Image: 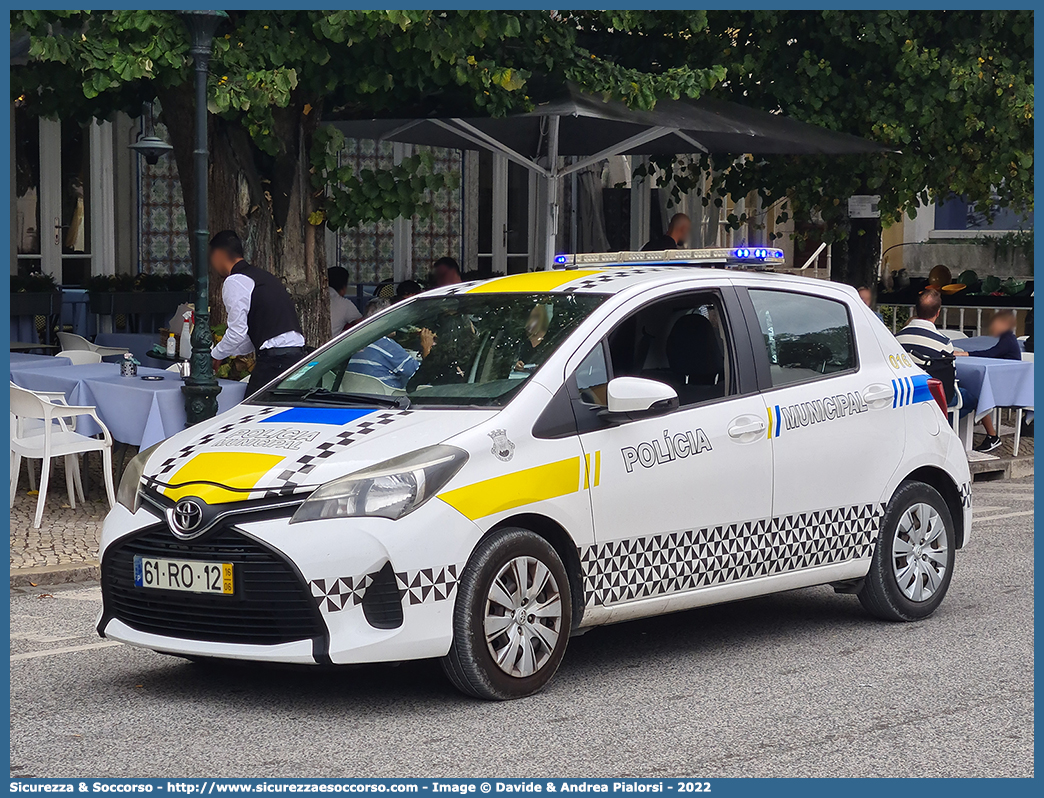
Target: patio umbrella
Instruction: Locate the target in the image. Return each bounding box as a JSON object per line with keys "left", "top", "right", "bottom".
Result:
{"left": 330, "top": 83, "right": 893, "bottom": 268}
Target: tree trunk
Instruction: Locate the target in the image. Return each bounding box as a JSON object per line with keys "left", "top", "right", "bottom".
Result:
{"left": 156, "top": 86, "right": 329, "bottom": 346}
{"left": 829, "top": 214, "right": 882, "bottom": 297}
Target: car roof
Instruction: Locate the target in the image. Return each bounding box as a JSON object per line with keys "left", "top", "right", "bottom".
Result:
{"left": 425, "top": 264, "right": 857, "bottom": 300}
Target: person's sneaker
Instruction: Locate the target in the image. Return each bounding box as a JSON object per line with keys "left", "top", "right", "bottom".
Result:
{"left": 975, "top": 434, "right": 1002, "bottom": 453}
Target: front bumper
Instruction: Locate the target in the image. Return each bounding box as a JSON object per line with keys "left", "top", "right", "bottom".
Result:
{"left": 98, "top": 500, "right": 481, "bottom": 665}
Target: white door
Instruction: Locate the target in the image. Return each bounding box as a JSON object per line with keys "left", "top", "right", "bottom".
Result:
{"left": 12, "top": 108, "right": 113, "bottom": 286}
{"left": 475, "top": 152, "right": 536, "bottom": 275}
{"left": 745, "top": 286, "right": 906, "bottom": 558}
{"left": 566, "top": 288, "right": 773, "bottom": 616}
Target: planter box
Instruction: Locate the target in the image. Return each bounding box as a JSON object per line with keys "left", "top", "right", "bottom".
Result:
{"left": 10, "top": 291, "right": 61, "bottom": 317}
{"left": 89, "top": 290, "right": 193, "bottom": 333}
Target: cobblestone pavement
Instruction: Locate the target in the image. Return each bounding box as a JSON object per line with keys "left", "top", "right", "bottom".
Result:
{"left": 10, "top": 454, "right": 111, "bottom": 570}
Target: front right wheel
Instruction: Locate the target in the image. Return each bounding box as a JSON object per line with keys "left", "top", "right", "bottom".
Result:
{"left": 858, "top": 480, "right": 956, "bottom": 621}
{"left": 441, "top": 527, "right": 571, "bottom": 700}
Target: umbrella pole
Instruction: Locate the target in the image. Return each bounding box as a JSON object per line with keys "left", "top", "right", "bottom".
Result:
{"left": 542, "top": 116, "right": 561, "bottom": 271}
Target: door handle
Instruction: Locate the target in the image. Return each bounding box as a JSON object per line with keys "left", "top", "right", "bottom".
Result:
{"left": 863, "top": 383, "right": 894, "bottom": 409}
{"left": 728, "top": 414, "right": 767, "bottom": 442}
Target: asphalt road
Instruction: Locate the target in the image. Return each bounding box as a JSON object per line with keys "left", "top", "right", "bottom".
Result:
{"left": 10, "top": 477, "right": 1033, "bottom": 779}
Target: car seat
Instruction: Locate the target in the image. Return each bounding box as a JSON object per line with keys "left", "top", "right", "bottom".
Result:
{"left": 656, "top": 314, "right": 725, "bottom": 404}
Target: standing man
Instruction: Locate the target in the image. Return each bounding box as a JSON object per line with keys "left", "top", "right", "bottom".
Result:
{"left": 209, "top": 230, "right": 306, "bottom": 395}
{"left": 642, "top": 213, "right": 691, "bottom": 251}
{"left": 328, "top": 266, "right": 362, "bottom": 338}
{"left": 431, "top": 256, "right": 462, "bottom": 288}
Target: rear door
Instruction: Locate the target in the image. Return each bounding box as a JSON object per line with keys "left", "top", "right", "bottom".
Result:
{"left": 562, "top": 283, "right": 773, "bottom": 614}
{"left": 739, "top": 283, "right": 906, "bottom": 565}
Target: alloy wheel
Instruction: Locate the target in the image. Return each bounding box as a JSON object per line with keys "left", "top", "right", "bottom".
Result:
{"left": 891, "top": 502, "right": 949, "bottom": 602}
{"left": 484, "top": 555, "right": 563, "bottom": 678}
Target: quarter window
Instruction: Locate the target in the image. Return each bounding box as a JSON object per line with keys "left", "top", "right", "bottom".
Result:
{"left": 748, "top": 289, "right": 856, "bottom": 387}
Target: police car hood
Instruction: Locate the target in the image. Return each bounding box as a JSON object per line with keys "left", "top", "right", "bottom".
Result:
{"left": 141, "top": 404, "right": 498, "bottom": 505}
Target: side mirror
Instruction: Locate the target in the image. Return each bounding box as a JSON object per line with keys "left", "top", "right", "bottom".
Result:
{"left": 601, "top": 377, "right": 679, "bottom": 423}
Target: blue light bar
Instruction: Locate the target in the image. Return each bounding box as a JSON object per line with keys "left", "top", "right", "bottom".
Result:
{"left": 731, "top": 247, "right": 784, "bottom": 260}
{"left": 554, "top": 255, "right": 569, "bottom": 264}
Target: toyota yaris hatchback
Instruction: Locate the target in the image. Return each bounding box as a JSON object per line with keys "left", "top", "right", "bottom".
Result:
{"left": 99, "top": 249, "right": 972, "bottom": 699}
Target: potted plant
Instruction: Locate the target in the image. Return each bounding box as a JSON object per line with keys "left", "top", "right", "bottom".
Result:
{"left": 10, "top": 273, "right": 61, "bottom": 317}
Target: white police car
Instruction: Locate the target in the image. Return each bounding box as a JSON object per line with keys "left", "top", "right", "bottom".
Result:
{"left": 99, "top": 248, "right": 972, "bottom": 699}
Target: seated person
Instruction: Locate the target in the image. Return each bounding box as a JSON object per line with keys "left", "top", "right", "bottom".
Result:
{"left": 956, "top": 309, "right": 1022, "bottom": 361}
{"left": 514, "top": 303, "right": 554, "bottom": 373}
{"left": 345, "top": 298, "right": 432, "bottom": 390}
{"left": 897, "top": 289, "right": 1000, "bottom": 453}
{"left": 328, "top": 266, "right": 362, "bottom": 338}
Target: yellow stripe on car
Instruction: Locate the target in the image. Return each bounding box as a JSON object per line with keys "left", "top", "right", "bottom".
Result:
{"left": 466, "top": 270, "right": 603, "bottom": 294}
{"left": 162, "top": 452, "right": 286, "bottom": 504}
{"left": 438, "top": 457, "right": 582, "bottom": 520}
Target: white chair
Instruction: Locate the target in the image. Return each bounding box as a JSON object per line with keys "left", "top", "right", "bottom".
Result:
{"left": 940, "top": 329, "right": 968, "bottom": 342}
{"left": 10, "top": 385, "right": 115, "bottom": 528}
{"left": 56, "top": 331, "right": 129, "bottom": 358}
{"left": 1021, "top": 351, "right": 1033, "bottom": 363}
{"left": 9, "top": 384, "right": 76, "bottom": 493}
{"left": 56, "top": 349, "right": 103, "bottom": 365}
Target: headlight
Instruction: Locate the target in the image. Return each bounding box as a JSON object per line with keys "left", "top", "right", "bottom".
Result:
{"left": 290, "top": 444, "right": 469, "bottom": 524}
{"left": 116, "top": 442, "right": 163, "bottom": 513}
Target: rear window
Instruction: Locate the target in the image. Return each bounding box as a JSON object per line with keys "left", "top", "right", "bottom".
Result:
{"left": 748, "top": 289, "right": 856, "bottom": 387}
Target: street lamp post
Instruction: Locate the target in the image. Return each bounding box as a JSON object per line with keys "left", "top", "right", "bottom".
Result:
{"left": 179, "top": 9, "right": 227, "bottom": 425}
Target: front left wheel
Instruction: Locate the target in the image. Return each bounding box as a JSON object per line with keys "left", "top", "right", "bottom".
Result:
{"left": 441, "top": 528, "right": 571, "bottom": 700}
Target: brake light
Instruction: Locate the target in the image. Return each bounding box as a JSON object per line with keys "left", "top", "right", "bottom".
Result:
{"left": 927, "top": 378, "right": 948, "bottom": 417}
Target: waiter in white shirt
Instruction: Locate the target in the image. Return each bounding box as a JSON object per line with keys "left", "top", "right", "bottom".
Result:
{"left": 209, "top": 230, "right": 307, "bottom": 395}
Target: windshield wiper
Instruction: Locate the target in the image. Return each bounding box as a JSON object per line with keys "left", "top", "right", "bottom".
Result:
{"left": 292, "top": 386, "right": 410, "bottom": 409}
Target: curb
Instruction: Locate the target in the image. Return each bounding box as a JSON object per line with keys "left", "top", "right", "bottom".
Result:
{"left": 10, "top": 561, "right": 100, "bottom": 588}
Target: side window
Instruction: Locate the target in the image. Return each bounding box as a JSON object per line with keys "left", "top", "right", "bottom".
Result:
{"left": 575, "top": 344, "right": 610, "bottom": 407}
{"left": 606, "top": 292, "right": 733, "bottom": 407}
{"left": 748, "top": 289, "right": 856, "bottom": 387}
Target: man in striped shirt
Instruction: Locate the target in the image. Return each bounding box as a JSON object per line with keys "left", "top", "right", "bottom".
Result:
{"left": 345, "top": 297, "right": 431, "bottom": 390}
{"left": 896, "top": 288, "right": 1000, "bottom": 452}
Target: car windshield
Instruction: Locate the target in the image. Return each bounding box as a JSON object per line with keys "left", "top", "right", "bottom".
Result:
{"left": 260, "top": 292, "right": 606, "bottom": 408}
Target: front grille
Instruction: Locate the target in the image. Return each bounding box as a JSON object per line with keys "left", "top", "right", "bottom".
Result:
{"left": 362, "top": 563, "right": 404, "bottom": 629}
{"left": 102, "top": 525, "right": 326, "bottom": 646}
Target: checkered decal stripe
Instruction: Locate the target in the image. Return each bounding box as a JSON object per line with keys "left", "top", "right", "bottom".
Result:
{"left": 259, "top": 410, "right": 413, "bottom": 497}
{"left": 579, "top": 503, "right": 883, "bottom": 607}
{"left": 561, "top": 267, "right": 669, "bottom": 292}
{"left": 310, "top": 575, "right": 374, "bottom": 613}
{"left": 309, "top": 564, "right": 460, "bottom": 614}
{"left": 152, "top": 406, "right": 283, "bottom": 477}
{"left": 958, "top": 482, "right": 972, "bottom": 510}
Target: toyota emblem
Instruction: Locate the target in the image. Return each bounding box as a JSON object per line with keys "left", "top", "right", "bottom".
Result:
{"left": 170, "top": 499, "right": 204, "bottom": 536}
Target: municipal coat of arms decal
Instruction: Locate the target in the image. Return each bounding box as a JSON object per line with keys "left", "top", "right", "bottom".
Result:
{"left": 488, "top": 429, "right": 516, "bottom": 462}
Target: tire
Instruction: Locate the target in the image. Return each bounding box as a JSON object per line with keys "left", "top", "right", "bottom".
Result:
{"left": 858, "top": 480, "right": 956, "bottom": 621}
{"left": 441, "top": 527, "right": 572, "bottom": 700}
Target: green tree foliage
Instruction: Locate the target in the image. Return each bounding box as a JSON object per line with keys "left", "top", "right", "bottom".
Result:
{"left": 642, "top": 10, "right": 1033, "bottom": 241}
{"left": 12, "top": 10, "right": 726, "bottom": 232}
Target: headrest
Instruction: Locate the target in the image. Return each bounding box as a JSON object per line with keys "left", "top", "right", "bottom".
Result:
{"left": 666, "top": 314, "right": 723, "bottom": 381}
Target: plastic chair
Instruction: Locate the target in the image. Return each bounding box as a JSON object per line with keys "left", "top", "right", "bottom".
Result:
{"left": 9, "top": 384, "right": 76, "bottom": 493}
{"left": 56, "top": 331, "right": 129, "bottom": 358}
{"left": 940, "top": 329, "right": 969, "bottom": 342}
{"left": 56, "top": 349, "right": 103, "bottom": 365}
{"left": 10, "top": 385, "right": 115, "bottom": 528}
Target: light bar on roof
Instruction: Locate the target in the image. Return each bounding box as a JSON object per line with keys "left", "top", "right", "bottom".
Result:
{"left": 553, "top": 247, "right": 785, "bottom": 269}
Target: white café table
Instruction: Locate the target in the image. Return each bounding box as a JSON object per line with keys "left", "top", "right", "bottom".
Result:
{"left": 10, "top": 361, "right": 249, "bottom": 449}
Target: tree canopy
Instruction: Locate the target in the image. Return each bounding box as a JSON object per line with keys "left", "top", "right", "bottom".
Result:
{"left": 643, "top": 10, "right": 1034, "bottom": 240}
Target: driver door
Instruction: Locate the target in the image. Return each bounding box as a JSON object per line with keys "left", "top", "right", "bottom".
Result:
{"left": 569, "top": 287, "right": 773, "bottom": 614}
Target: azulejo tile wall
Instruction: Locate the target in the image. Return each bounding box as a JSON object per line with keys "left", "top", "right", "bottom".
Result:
{"left": 138, "top": 123, "right": 191, "bottom": 276}
{"left": 138, "top": 132, "right": 462, "bottom": 282}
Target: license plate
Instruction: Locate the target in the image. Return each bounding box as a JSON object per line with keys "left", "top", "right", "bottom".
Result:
{"left": 133, "top": 555, "right": 233, "bottom": 595}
